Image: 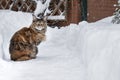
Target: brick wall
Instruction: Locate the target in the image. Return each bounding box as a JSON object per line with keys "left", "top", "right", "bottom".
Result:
{"left": 67, "top": 0, "right": 80, "bottom": 24}
{"left": 59, "top": 0, "right": 117, "bottom": 26}
{"left": 87, "top": 0, "right": 117, "bottom": 22}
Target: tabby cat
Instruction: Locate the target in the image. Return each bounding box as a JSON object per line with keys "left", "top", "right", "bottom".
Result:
{"left": 9, "top": 15, "right": 47, "bottom": 61}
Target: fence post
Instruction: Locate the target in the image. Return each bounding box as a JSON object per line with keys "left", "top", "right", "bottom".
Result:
{"left": 81, "top": 0, "right": 87, "bottom": 21}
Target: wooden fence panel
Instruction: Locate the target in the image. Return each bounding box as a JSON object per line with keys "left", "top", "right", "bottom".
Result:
{"left": 0, "top": 0, "right": 36, "bottom": 12}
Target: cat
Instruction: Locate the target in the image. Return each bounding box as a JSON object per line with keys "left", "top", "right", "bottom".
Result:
{"left": 9, "top": 15, "right": 47, "bottom": 61}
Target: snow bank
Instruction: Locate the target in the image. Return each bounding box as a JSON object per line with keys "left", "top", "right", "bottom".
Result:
{"left": 78, "top": 18, "right": 120, "bottom": 80}
{"left": 0, "top": 10, "right": 120, "bottom": 80}
{"left": 46, "top": 17, "right": 120, "bottom": 80}
{"left": 0, "top": 10, "right": 32, "bottom": 60}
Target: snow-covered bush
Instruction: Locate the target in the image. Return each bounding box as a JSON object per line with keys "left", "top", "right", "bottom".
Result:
{"left": 112, "top": 0, "right": 120, "bottom": 24}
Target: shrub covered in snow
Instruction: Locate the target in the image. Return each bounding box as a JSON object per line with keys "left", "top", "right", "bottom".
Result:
{"left": 112, "top": 0, "right": 120, "bottom": 24}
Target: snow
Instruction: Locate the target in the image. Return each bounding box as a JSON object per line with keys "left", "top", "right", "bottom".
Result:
{"left": 34, "top": 0, "right": 66, "bottom": 20}
{"left": 47, "top": 15, "right": 65, "bottom": 20}
{"left": 0, "top": 10, "right": 120, "bottom": 80}
{"left": 118, "top": 0, "right": 120, "bottom": 4}
{"left": 34, "top": 0, "right": 51, "bottom": 17}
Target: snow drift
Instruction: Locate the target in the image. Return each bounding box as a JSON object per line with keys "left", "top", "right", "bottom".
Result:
{"left": 0, "top": 10, "right": 120, "bottom": 80}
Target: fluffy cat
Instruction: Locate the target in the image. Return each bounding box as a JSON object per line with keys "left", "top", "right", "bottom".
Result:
{"left": 9, "top": 16, "right": 47, "bottom": 61}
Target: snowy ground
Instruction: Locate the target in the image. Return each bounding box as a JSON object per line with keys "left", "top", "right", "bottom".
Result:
{"left": 0, "top": 10, "right": 120, "bottom": 80}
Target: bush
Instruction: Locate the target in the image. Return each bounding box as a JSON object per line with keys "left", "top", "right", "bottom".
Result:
{"left": 112, "top": 0, "right": 120, "bottom": 24}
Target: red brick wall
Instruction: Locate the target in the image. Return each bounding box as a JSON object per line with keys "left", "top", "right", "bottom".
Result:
{"left": 61, "top": 0, "right": 117, "bottom": 26}
{"left": 87, "top": 0, "right": 117, "bottom": 22}
{"left": 67, "top": 0, "right": 81, "bottom": 24}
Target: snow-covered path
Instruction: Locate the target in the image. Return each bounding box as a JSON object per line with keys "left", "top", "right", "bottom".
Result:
{"left": 0, "top": 35, "right": 86, "bottom": 80}
{"left": 0, "top": 10, "right": 86, "bottom": 80}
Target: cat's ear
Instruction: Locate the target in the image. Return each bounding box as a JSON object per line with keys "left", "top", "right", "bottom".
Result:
{"left": 32, "top": 14, "right": 37, "bottom": 22}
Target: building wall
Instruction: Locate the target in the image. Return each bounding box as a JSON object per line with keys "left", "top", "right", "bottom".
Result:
{"left": 59, "top": 0, "right": 117, "bottom": 26}
{"left": 67, "top": 0, "right": 81, "bottom": 24}
{"left": 87, "top": 0, "right": 117, "bottom": 22}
